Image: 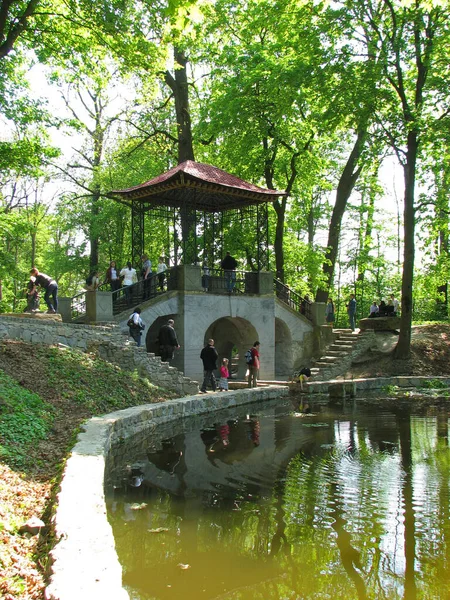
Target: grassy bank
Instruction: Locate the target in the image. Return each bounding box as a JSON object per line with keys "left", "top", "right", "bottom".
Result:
{"left": 0, "top": 340, "right": 176, "bottom": 600}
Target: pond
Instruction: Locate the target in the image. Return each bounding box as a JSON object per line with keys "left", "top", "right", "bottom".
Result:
{"left": 105, "top": 397, "right": 450, "bottom": 600}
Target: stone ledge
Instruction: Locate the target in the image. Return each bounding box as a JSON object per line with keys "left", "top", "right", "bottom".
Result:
{"left": 305, "top": 376, "right": 450, "bottom": 394}
{"left": 359, "top": 317, "right": 401, "bottom": 332}
{"left": 44, "top": 385, "right": 289, "bottom": 600}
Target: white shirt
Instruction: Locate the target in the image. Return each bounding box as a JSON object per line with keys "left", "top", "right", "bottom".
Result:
{"left": 130, "top": 312, "right": 144, "bottom": 328}
{"left": 369, "top": 304, "right": 379, "bottom": 314}
{"left": 120, "top": 267, "right": 136, "bottom": 286}
{"left": 157, "top": 262, "right": 167, "bottom": 274}
{"left": 392, "top": 298, "right": 399, "bottom": 312}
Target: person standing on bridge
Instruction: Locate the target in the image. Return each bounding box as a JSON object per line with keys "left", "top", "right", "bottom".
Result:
{"left": 156, "top": 256, "right": 167, "bottom": 292}
{"left": 221, "top": 251, "right": 237, "bottom": 293}
{"left": 157, "top": 319, "right": 180, "bottom": 362}
{"left": 200, "top": 339, "right": 218, "bottom": 393}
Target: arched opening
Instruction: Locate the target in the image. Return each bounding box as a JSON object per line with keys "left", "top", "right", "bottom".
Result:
{"left": 145, "top": 313, "right": 180, "bottom": 368}
{"left": 203, "top": 317, "right": 259, "bottom": 380}
{"left": 275, "top": 317, "right": 293, "bottom": 379}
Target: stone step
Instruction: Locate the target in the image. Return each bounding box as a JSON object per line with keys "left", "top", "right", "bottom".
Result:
{"left": 315, "top": 361, "right": 338, "bottom": 367}
{"left": 326, "top": 350, "right": 348, "bottom": 356}
{"left": 332, "top": 340, "right": 356, "bottom": 346}
{"left": 315, "top": 356, "right": 339, "bottom": 363}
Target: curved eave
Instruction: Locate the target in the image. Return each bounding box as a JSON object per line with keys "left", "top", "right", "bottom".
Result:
{"left": 110, "top": 178, "right": 286, "bottom": 212}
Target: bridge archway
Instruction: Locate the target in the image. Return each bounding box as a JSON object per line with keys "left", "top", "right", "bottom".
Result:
{"left": 203, "top": 316, "right": 259, "bottom": 379}
{"left": 275, "top": 317, "right": 293, "bottom": 378}
{"left": 145, "top": 313, "right": 178, "bottom": 363}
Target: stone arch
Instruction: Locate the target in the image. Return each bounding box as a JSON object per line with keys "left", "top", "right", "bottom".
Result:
{"left": 145, "top": 313, "right": 177, "bottom": 356}
{"left": 203, "top": 316, "right": 259, "bottom": 380}
{"left": 275, "top": 317, "right": 293, "bottom": 378}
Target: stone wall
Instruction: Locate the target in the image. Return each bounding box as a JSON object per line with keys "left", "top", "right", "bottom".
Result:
{"left": 0, "top": 315, "right": 199, "bottom": 395}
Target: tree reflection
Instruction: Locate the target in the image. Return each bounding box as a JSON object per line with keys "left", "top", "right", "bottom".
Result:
{"left": 107, "top": 403, "right": 450, "bottom": 600}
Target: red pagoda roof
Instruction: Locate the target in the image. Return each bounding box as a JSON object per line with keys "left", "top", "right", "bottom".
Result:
{"left": 110, "top": 160, "right": 285, "bottom": 212}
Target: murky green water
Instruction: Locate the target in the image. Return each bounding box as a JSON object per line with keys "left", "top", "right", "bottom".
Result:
{"left": 105, "top": 397, "right": 450, "bottom": 600}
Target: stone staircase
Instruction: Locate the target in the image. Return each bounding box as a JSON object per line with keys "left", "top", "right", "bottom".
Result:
{"left": 0, "top": 314, "right": 199, "bottom": 396}
{"left": 309, "top": 328, "right": 375, "bottom": 381}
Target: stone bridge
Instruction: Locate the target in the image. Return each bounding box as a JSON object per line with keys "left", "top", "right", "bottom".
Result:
{"left": 65, "top": 267, "right": 325, "bottom": 382}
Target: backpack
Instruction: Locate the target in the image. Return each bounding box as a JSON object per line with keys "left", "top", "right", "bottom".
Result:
{"left": 127, "top": 316, "right": 137, "bottom": 328}
{"left": 245, "top": 349, "right": 253, "bottom": 364}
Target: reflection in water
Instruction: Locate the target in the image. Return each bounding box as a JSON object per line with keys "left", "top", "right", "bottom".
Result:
{"left": 106, "top": 400, "right": 450, "bottom": 600}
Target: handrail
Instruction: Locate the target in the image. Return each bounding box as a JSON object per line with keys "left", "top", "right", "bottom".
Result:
{"left": 203, "top": 268, "right": 257, "bottom": 294}
{"left": 273, "top": 279, "right": 313, "bottom": 321}
{"left": 65, "top": 270, "right": 313, "bottom": 322}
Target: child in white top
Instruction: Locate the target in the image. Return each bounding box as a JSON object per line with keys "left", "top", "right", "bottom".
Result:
{"left": 219, "top": 358, "right": 229, "bottom": 391}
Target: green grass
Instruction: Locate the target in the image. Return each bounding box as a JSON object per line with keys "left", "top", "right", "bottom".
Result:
{"left": 0, "top": 344, "right": 176, "bottom": 471}
{"left": 0, "top": 371, "right": 55, "bottom": 469}
{"left": 40, "top": 345, "right": 163, "bottom": 413}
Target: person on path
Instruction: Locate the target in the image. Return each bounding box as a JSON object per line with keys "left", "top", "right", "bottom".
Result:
{"left": 369, "top": 301, "right": 379, "bottom": 317}
{"left": 347, "top": 293, "right": 357, "bottom": 331}
{"left": 30, "top": 268, "right": 58, "bottom": 314}
{"left": 200, "top": 339, "right": 219, "bottom": 393}
{"left": 247, "top": 341, "right": 260, "bottom": 388}
{"left": 390, "top": 294, "right": 399, "bottom": 315}
{"left": 220, "top": 251, "right": 237, "bottom": 293}
{"left": 156, "top": 256, "right": 167, "bottom": 291}
{"left": 218, "top": 358, "right": 230, "bottom": 391}
{"left": 120, "top": 262, "right": 137, "bottom": 306}
{"left": 128, "top": 307, "right": 145, "bottom": 347}
{"left": 157, "top": 319, "right": 180, "bottom": 362}
{"left": 325, "top": 298, "right": 335, "bottom": 326}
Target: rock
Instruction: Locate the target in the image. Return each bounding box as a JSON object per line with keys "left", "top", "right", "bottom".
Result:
{"left": 19, "top": 516, "right": 45, "bottom": 535}
{"left": 359, "top": 317, "right": 401, "bottom": 332}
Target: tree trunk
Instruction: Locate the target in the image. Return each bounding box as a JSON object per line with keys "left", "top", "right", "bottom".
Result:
{"left": 315, "top": 127, "right": 366, "bottom": 303}
{"left": 31, "top": 231, "right": 36, "bottom": 268}
{"left": 395, "top": 130, "right": 418, "bottom": 358}
{"left": 273, "top": 197, "right": 287, "bottom": 281}
{"left": 165, "top": 47, "right": 195, "bottom": 262}
{"left": 166, "top": 48, "right": 195, "bottom": 164}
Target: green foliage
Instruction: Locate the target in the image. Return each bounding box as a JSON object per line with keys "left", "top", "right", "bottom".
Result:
{"left": 0, "top": 343, "right": 175, "bottom": 470}
{"left": 40, "top": 345, "right": 165, "bottom": 413}
{"left": 380, "top": 384, "right": 399, "bottom": 395}
{"left": 0, "top": 372, "right": 54, "bottom": 469}
{"left": 420, "top": 379, "right": 449, "bottom": 390}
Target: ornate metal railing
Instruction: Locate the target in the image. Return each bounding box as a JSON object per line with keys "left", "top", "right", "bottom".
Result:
{"left": 274, "top": 279, "right": 313, "bottom": 321}
{"left": 66, "top": 269, "right": 313, "bottom": 322}
{"left": 110, "top": 267, "right": 178, "bottom": 315}
{"left": 71, "top": 291, "right": 86, "bottom": 320}
{"left": 203, "top": 269, "right": 258, "bottom": 295}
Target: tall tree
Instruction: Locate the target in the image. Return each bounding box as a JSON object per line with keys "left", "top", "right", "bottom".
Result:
{"left": 357, "top": 0, "right": 450, "bottom": 357}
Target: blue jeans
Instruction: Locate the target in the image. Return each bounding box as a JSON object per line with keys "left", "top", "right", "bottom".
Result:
{"left": 44, "top": 283, "right": 58, "bottom": 312}
{"left": 130, "top": 328, "right": 142, "bottom": 347}
{"left": 349, "top": 313, "right": 356, "bottom": 331}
